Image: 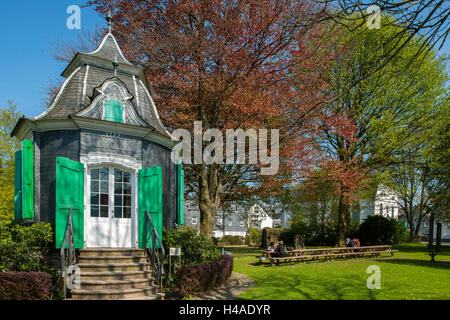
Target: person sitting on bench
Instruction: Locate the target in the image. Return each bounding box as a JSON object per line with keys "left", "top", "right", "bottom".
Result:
{"left": 267, "top": 241, "right": 276, "bottom": 251}
{"left": 354, "top": 238, "right": 361, "bottom": 252}
{"left": 274, "top": 241, "right": 287, "bottom": 265}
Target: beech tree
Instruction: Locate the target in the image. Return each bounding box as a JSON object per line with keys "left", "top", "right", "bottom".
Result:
{"left": 80, "top": 0, "right": 338, "bottom": 238}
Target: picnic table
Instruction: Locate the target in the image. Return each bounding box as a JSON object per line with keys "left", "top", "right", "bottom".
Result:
{"left": 256, "top": 245, "right": 398, "bottom": 266}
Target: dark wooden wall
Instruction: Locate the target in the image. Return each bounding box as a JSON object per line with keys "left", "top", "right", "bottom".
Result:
{"left": 37, "top": 130, "right": 81, "bottom": 226}
{"left": 36, "top": 129, "right": 176, "bottom": 230}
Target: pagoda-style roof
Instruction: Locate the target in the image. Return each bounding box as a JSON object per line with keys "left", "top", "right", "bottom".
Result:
{"left": 12, "top": 32, "right": 173, "bottom": 146}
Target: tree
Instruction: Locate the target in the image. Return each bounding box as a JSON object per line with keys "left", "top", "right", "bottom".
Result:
{"left": 304, "top": 20, "right": 448, "bottom": 246}
{"left": 386, "top": 154, "right": 432, "bottom": 241}
{"left": 385, "top": 91, "right": 450, "bottom": 240}
{"left": 311, "top": 1, "right": 449, "bottom": 75}
{"left": 83, "top": 0, "right": 336, "bottom": 238}
{"left": 0, "top": 101, "right": 22, "bottom": 220}
{"left": 358, "top": 215, "right": 405, "bottom": 245}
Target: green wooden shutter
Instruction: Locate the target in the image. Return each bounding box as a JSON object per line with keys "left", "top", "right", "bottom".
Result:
{"left": 21, "top": 140, "right": 34, "bottom": 220}
{"left": 104, "top": 100, "right": 123, "bottom": 123}
{"left": 14, "top": 150, "right": 22, "bottom": 220}
{"left": 55, "top": 157, "right": 85, "bottom": 249}
{"left": 176, "top": 163, "right": 184, "bottom": 225}
{"left": 113, "top": 101, "right": 123, "bottom": 123}
{"left": 138, "top": 167, "right": 162, "bottom": 249}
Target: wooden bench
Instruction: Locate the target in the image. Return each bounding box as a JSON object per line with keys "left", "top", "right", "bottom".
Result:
{"left": 258, "top": 245, "right": 398, "bottom": 266}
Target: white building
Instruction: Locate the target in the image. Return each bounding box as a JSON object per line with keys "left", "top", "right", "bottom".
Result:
{"left": 373, "top": 186, "right": 400, "bottom": 219}
{"left": 247, "top": 204, "right": 274, "bottom": 230}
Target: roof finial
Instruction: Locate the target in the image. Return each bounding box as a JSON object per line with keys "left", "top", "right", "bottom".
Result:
{"left": 106, "top": 10, "right": 113, "bottom": 33}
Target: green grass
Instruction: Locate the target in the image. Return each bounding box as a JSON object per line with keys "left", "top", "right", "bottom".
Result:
{"left": 228, "top": 243, "right": 450, "bottom": 300}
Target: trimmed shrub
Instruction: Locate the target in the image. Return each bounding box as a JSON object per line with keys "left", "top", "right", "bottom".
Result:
{"left": 218, "top": 235, "right": 245, "bottom": 246}
{"left": 163, "top": 227, "right": 221, "bottom": 266}
{"left": 358, "top": 215, "right": 407, "bottom": 245}
{"left": 176, "top": 254, "right": 233, "bottom": 297}
{"left": 163, "top": 227, "right": 222, "bottom": 296}
{"left": 0, "top": 272, "right": 51, "bottom": 300}
{"left": 245, "top": 228, "right": 262, "bottom": 246}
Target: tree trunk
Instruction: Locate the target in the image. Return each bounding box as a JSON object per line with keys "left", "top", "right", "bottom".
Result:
{"left": 198, "top": 164, "right": 221, "bottom": 239}
{"left": 336, "top": 194, "right": 350, "bottom": 247}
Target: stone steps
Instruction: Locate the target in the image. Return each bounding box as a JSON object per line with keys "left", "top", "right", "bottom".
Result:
{"left": 80, "top": 278, "right": 156, "bottom": 290}
{"left": 79, "top": 248, "right": 145, "bottom": 257}
{"left": 80, "top": 270, "right": 154, "bottom": 281}
{"left": 77, "top": 262, "right": 151, "bottom": 272}
{"left": 79, "top": 255, "right": 148, "bottom": 264}
{"left": 71, "top": 287, "right": 164, "bottom": 300}
{"left": 68, "top": 248, "right": 163, "bottom": 300}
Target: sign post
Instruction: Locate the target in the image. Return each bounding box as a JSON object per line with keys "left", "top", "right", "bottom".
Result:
{"left": 169, "top": 248, "right": 181, "bottom": 277}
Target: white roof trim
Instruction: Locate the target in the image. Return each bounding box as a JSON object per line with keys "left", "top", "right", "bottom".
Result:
{"left": 31, "top": 66, "right": 83, "bottom": 121}
{"left": 87, "top": 32, "right": 132, "bottom": 65}
{"left": 82, "top": 65, "right": 90, "bottom": 100}
{"left": 138, "top": 79, "right": 173, "bottom": 139}
{"left": 133, "top": 75, "right": 140, "bottom": 108}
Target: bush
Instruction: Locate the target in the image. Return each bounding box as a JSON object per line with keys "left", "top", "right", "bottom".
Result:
{"left": 358, "top": 215, "right": 407, "bottom": 245}
{"left": 218, "top": 235, "right": 245, "bottom": 246}
{"left": 278, "top": 228, "right": 297, "bottom": 247}
{"left": 0, "top": 220, "right": 62, "bottom": 299}
{"left": 0, "top": 272, "right": 51, "bottom": 300}
{"left": 0, "top": 221, "right": 53, "bottom": 272}
{"left": 176, "top": 255, "right": 233, "bottom": 297}
{"left": 163, "top": 227, "right": 221, "bottom": 266}
{"left": 279, "top": 223, "right": 338, "bottom": 247}
{"left": 245, "top": 228, "right": 262, "bottom": 246}
{"left": 261, "top": 228, "right": 282, "bottom": 248}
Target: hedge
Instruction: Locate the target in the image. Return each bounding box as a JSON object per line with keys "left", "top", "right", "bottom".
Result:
{"left": 176, "top": 254, "right": 233, "bottom": 297}
{"left": 0, "top": 272, "right": 51, "bottom": 300}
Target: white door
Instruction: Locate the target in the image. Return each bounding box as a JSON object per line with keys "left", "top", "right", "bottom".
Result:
{"left": 87, "top": 167, "right": 134, "bottom": 247}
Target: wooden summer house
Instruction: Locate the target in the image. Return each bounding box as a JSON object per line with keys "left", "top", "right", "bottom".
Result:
{"left": 11, "top": 30, "right": 185, "bottom": 250}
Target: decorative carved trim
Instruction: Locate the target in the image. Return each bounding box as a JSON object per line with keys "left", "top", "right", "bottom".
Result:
{"left": 75, "top": 78, "right": 149, "bottom": 127}
{"left": 80, "top": 152, "right": 142, "bottom": 171}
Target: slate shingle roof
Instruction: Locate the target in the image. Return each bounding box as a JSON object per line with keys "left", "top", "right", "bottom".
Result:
{"left": 33, "top": 33, "right": 170, "bottom": 137}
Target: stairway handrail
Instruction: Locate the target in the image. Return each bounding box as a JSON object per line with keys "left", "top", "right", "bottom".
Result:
{"left": 60, "top": 206, "right": 76, "bottom": 299}
{"left": 144, "top": 210, "right": 165, "bottom": 291}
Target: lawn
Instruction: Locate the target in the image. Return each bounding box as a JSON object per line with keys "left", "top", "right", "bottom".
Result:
{"left": 228, "top": 243, "right": 450, "bottom": 300}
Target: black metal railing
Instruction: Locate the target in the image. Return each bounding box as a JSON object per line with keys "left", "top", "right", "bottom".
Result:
{"left": 144, "top": 210, "right": 165, "bottom": 290}
{"left": 60, "top": 207, "right": 76, "bottom": 299}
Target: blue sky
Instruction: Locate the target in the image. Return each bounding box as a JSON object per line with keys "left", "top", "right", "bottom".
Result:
{"left": 0, "top": 1, "right": 103, "bottom": 117}
{"left": 0, "top": 1, "right": 449, "bottom": 118}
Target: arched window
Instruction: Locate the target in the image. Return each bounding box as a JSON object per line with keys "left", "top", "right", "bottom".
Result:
{"left": 104, "top": 100, "right": 123, "bottom": 123}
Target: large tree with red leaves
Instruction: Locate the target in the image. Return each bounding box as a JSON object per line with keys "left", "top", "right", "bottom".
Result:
{"left": 81, "top": 0, "right": 341, "bottom": 238}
